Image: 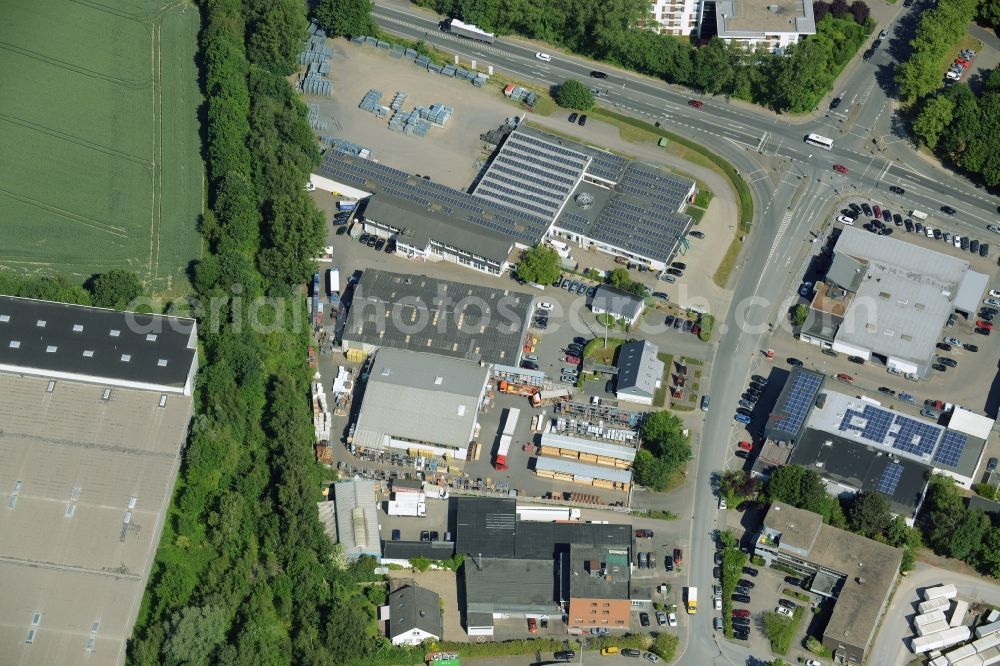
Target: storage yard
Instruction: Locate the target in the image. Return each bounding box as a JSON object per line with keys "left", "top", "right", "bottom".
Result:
{"left": 908, "top": 584, "right": 1000, "bottom": 664}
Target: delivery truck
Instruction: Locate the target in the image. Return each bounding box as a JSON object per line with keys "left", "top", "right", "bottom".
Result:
{"left": 440, "top": 18, "right": 495, "bottom": 43}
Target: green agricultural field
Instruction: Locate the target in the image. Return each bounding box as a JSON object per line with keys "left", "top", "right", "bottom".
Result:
{"left": 0, "top": 0, "right": 202, "bottom": 293}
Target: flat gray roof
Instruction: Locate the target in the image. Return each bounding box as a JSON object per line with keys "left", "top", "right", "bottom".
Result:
{"left": 353, "top": 349, "right": 488, "bottom": 450}
{"left": 464, "top": 558, "right": 562, "bottom": 615}
{"left": 566, "top": 545, "right": 631, "bottom": 600}
{"left": 519, "top": 125, "right": 629, "bottom": 184}
{"left": 826, "top": 253, "right": 866, "bottom": 293}
{"left": 763, "top": 502, "right": 823, "bottom": 551}
{"left": 363, "top": 194, "right": 514, "bottom": 264}
{"left": 834, "top": 227, "right": 972, "bottom": 368}
{"left": 0, "top": 374, "right": 193, "bottom": 666}
{"left": 0, "top": 296, "right": 197, "bottom": 394}
{"left": 318, "top": 150, "right": 549, "bottom": 244}
{"left": 616, "top": 340, "right": 663, "bottom": 400}
{"left": 343, "top": 269, "right": 532, "bottom": 365}
{"left": 807, "top": 390, "right": 985, "bottom": 480}
{"left": 715, "top": 0, "right": 816, "bottom": 37}
{"left": 534, "top": 456, "right": 633, "bottom": 484}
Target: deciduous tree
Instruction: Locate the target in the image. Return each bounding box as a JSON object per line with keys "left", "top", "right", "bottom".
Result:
{"left": 314, "top": 0, "right": 376, "bottom": 38}
{"left": 554, "top": 79, "right": 595, "bottom": 110}
{"left": 88, "top": 269, "right": 144, "bottom": 311}
{"left": 515, "top": 245, "right": 561, "bottom": 285}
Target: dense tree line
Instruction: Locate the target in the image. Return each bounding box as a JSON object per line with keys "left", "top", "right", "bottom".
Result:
{"left": 895, "top": 0, "right": 981, "bottom": 103}
{"left": 415, "top": 0, "right": 872, "bottom": 112}
{"left": 911, "top": 70, "right": 1000, "bottom": 186}
{"left": 920, "top": 474, "right": 1000, "bottom": 577}
{"left": 126, "top": 0, "right": 373, "bottom": 663}
{"left": 0, "top": 270, "right": 146, "bottom": 310}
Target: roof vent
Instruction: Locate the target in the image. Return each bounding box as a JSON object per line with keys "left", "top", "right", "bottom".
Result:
{"left": 434, "top": 376, "right": 444, "bottom": 385}
{"left": 381, "top": 368, "right": 390, "bottom": 376}
{"left": 768, "top": 3, "right": 779, "bottom": 9}
{"left": 9, "top": 340, "right": 20, "bottom": 349}
{"left": 0, "top": 314, "right": 9, "bottom": 323}
{"left": 110, "top": 329, "right": 120, "bottom": 337}
{"left": 157, "top": 358, "right": 168, "bottom": 367}
{"left": 73, "top": 324, "right": 83, "bottom": 332}
{"left": 46, "top": 345, "right": 57, "bottom": 353}
{"left": 121, "top": 354, "right": 131, "bottom": 362}
{"left": 36, "top": 320, "right": 46, "bottom": 327}
{"left": 83, "top": 350, "right": 94, "bottom": 358}
{"left": 146, "top": 333, "right": 157, "bottom": 342}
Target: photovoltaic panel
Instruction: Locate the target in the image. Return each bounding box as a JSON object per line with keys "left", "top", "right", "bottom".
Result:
{"left": 776, "top": 371, "right": 822, "bottom": 435}
{"left": 890, "top": 415, "right": 940, "bottom": 457}
{"left": 932, "top": 430, "right": 968, "bottom": 467}
{"left": 876, "top": 463, "right": 903, "bottom": 496}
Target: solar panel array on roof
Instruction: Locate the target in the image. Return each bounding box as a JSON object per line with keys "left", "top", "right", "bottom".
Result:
{"left": 319, "top": 151, "right": 549, "bottom": 242}
{"left": 839, "top": 405, "right": 894, "bottom": 442}
{"left": 891, "top": 415, "right": 940, "bottom": 457}
{"left": 559, "top": 213, "right": 590, "bottom": 234}
{"left": 838, "top": 404, "right": 943, "bottom": 458}
{"left": 775, "top": 371, "right": 823, "bottom": 435}
{"left": 932, "top": 430, "right": 968, "bottom": 467}
{"left": 586, "top": 151, "right": 629, "bottom": 182}
{"left": 472, "top": 130, "right": 589, "bottom": 220}
{"left": 876, "top": 462, "right": 904, "bottom": 496}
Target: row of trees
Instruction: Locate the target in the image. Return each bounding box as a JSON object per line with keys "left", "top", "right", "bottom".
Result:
{"left": 0, "top": 269, "right": 145, "bottom": 311}
{"left": 415, "top": 0, "right": 872, "bottom": 111}
{"left": 634, "top": 411, "right": 692, "bottom": 490}
{"left": 127, "top": 1, "right": 381, "bottom": 664}
{"left": 919, "top": 474, "right": 1000, "bottom": 577}
{"left": 911, "top": 71, "right": 1000, "bottom": 186}
{"left": 895, "top": 0, "right": 981, "bottom": 103}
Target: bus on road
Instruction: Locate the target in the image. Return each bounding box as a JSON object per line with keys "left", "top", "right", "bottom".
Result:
{"left": 804, "top": 133, "right": 834, "bottom": 150}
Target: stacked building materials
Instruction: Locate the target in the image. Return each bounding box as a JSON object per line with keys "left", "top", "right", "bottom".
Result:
{"left": 312, "top": 382, "right": 331, "bottom": 441}
{"left": 298, "top": 23, "right": 333, "bottom": 95}
{"left": 359, "top": 89, "right": 389, "bottom": 117}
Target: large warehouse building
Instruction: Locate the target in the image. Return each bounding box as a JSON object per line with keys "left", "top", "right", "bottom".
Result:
{"left": 800, "top": 227, "right": 989, "bottom": 377}
{"left": 0, "top": 297, "right": 197, "bottom": 666}
{"left": 342, "top": 269, "right": 532, "bottom": 366}
{"left": 314, "top": 124, "right": 696, "bottom": 275}
{"left": 351, "top": 348, "right": 490, "bottom": 458}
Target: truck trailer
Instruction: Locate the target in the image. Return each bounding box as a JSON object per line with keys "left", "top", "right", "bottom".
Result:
{"left": 387, "top": 492, "right": 426, "bottom": 517}
{"left": 923, "top": 584, "right": 958, "bottom": 601}
{"left": 911, "top": 626, "right": 971, "bottom": 653}
{"left": 327, "top": 268, "right": 341, "bottom": 297}
{"left": 494, "top": 435, "right": 512, "bottom": 471}
{"left": 686, "top": 587, "right": 697, "bottom": 614}
{"left": 919, "top": 597, "right": 952, "bottom": 614}
{"left": 441, "top": 18, "right": 495, "bottom": 43}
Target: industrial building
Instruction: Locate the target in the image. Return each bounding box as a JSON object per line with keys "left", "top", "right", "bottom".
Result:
{"left": 537, "top": 432, "right": 637, "bottom": 469}
{"left": 0, "top": 297, "right": 197, "bottom": 666}
{"left": 591, "top": 285, "right": 646, "bottom": 328}
{"left": 800, "top": 227, "right": 990, "bottom": 377}
{"left": 314, "top": 124, "right": 695, "bottom": 275}
{"left": 757, "top": 367, "right": 992, "bottom": 523}
{"left": 643, "top": 0, "right": 816, "bottom": 52}
{"left": 351, "top": 348, "right": 491, "bottom": 458}
{"left": 614, "top": 339, "right": 664, "bottom": 405}
{"left": 453, "top": 497, "right": 634, "bottom": 635}
{"left": 321, "top": 479, "right": 381, "bottom": 561}
{"left": 341, "top": 269, "right": 532, "bottom": 365}
{"left": 754, "top": 502, "right": 902, "bottom": 664}
{"left": 533, "top": 456, "right": 633, "bottom": 491}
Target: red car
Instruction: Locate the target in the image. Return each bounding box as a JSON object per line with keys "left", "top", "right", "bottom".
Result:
{"left": 833, "top": 164, "right": 849, "bottom": 175}
{"left": 873, "top": 205, "right": 882, "bottom": 217}
{"left": 956, "top": 57, "right": 969, "bottom": 65}
{"left": 527, "top": 618, "right": 538, "bottom": 634}
{"left": 837, "top": 373, "right": 855, "bottom": 383}
{"left": 977, "top": 320, "right": 994, "bottom": 330}
{"left": 688, "top": 99, "right": 704, "bottom": 109}
{"left": 732, "top": 609, "right": 751, "bottom": 618}
{"left": 738, "top": 440, "right": 754, "bottom": 452}
{"left": 565, "top": 355, "right": 581, "bottom": 364}
{"left": 635, "top": 529, "right": 654, "bottom": 538}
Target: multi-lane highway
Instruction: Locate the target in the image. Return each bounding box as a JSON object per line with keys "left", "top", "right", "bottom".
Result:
{"left": 370, "top": 2, "right": 997, "bottom": 662}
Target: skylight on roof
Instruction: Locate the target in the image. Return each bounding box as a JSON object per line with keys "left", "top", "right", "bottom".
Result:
{"left": 9, "top": 340, "right": 20, "bottom": 349}
{"left": 157, "top": 358, "right": 168, "bottom": 367}
{"left": 83, "top": 350, "right": 94, "bottom": 357}
{"left": 110, "top": 329, "right": 120, "bottom": 337}
{"left": 46, "top": 345, "right": 57, "bottom": 353}
{"left": 146, "top": 333, "right": 157, "bottom": 342}
{"left": 36, "top": 320, "right": 46, "bottom": 327}
{"left": 0, "top": 314, "right": 9, "bottom": 323}
{"left": 73, "top": 324, "right": 83, "bottom": 332}
{"left": 121, "top": 354, "right": 131, "bottom": 362}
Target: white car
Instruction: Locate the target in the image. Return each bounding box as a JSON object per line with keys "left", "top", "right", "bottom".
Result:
{"left": 836, "top": 215, "right": 855, "bottom": 225}
{"left": 776, "top": 606, "right": 794, "bottom": 618}
{"left": 304, "top": 182, "right": 316, "bottom": 191}
{"left": 985, "top": 298, "right": 1000, "bottom": 307}
{"left": 535, "top": 52, "right": 552, "bottom": 62}
{"left": 946, "top": 71, "right": 962, "bottom": 80}
{"left": 987, "top": 224, "right": 1000, "bottom": 234}
{"left": 719, "top": 497, "right": 727, "bottom": 510}
{"left": 537, "top": 302, "right": 554, "bottom": 311}
{"left": 714, "top": 596, "right": 722, "bottom": 611}
{"left": 667, "top": 612, "right": 678, "bottom": 627}
{"left": 925, "top": 226, "right": 935, "bottom": 238}
{"left": 990, "top": 290, "right": 1000, "bottom": 299}
{"left": 944, "top": 337, "right": 962, "bottom": 346}
{"left": 954, "top": 235, "right": 963, "bottom": 248}
{"left": 804, "top": 661, "right": 822, "bottom": 666}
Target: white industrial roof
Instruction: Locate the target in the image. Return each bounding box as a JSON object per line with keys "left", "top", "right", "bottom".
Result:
{"left": 833, "top": 227, "right": 972, "bottom": 367}
{"left": 954, "top": 270, "right": 990, "bottom": 314}
{"left": 540, "top": 432, "right": 637, "bottom": 462}
{"left": 534, "top": 456, "right": 633, "bottom": 483}
{"left": 948, "top": 407, "right": 995, "bottom": 440}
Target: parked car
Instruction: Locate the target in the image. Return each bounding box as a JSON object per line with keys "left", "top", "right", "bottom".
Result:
{"left": 836, "top": 373, "right": 855, "bottom": 383}
{"left": 732, "top": 609, "right": 751, "bottom": 618}
{"left": 635, "top": 529, "right": 654, "bottom": 539}
{"left": 944, "top": 336, "right": 963, "bottom": 346}
{"left": 743, "top": 566, "right": 759, "bottom": 577}
{"left": 391, "top": 529, "right": 401, "bottom": 540}
{"left": 788, "top": 357, "right": 803, "bottom": 366}
{"left": 554, "top": 650, "right": 576, "bottom": 661}
{"left": 776, "top": 606, "right": 794, "bottom": 618}
{"left": 673, "top": 548, "right": 683, "bottom": 564}
{"left": 578, "top": 114, "right": 588, "bottom": 126}
{"left": 664, "top": 555, "right": 674, "bottom": 571}
{"left": 528, "top": 618, "right": 538, "bottom": 633}
{"left": 785, "top": 576, "right": 802, "bottom": 586}
{"left": 738, "top": 579, "right": 756, "bottom": 589}
{"left": 735, "top": 413, "right": 752, "bottom": 424}
{"left": 732, "top": 594, "right": 751, "bottom": 603}
{"left": 600, "top": 646, "right": 618, "bottom": 656}
{"left": 778, "top": 599, "right": 797, "bottom": 610}
{"left": 988, "top": 457, "right": 998, "bottom": 473}
{"left": 878, "top": 386, "right": 896, "bottom": 396}
{"left": 420, "top": 530, "right": 430, "bottom": 541}
{"left": 639, "top": 612, "right": 650, "bottom": 627}
{"left": 738, "top": 440, "right": 754, "bottom": 452}
{"left": 622, "top": 648, "right": 641, "bottom": 657}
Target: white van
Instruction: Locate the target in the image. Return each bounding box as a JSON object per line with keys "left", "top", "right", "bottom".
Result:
{"left": 911, "top": 209, "right": 929, "bottom": 221}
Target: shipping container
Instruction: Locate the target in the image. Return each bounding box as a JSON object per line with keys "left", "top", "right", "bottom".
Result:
{"left": 922, "top": 584, "right": 958, "bottom": 601}
{"left": 911, "top": 626, "right": 971, "bottom": 653}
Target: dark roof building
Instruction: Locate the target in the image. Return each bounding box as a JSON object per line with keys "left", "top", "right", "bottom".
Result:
{"left": 0, "top": 296, "right": 198, "bottom": 395}
{"left": 566, "top": 544, "right": 631, "bottom": 601}
{"left": 614, "top": 340, "right": 663, "bottom": 405}
{"left": 381, "top": 540, "right": 456, "bottom": 562}
{"left": 515, "top": 521, "right": 632, "bottom": 560}
{"left": 763, "top": 368, "right": 825, "bottom": 444}
{"left": 454, "top": 497, "right": 517, "bottom": 558}
{"left": 342, "top": 269, "right": 532, "bottom": 365}
{"left": 388, "top": 585, "right": 442, "bottom": 646}
{"left": 788, "top": 428, "right": 930, "bottom": 520}
{"left": 590, "top": 285, "right": 645, "bottom": 326}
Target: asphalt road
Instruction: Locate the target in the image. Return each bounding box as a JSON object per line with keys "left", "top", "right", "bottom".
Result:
{"left": 367, "top": 4, "right": 1000, "bottom": 663}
